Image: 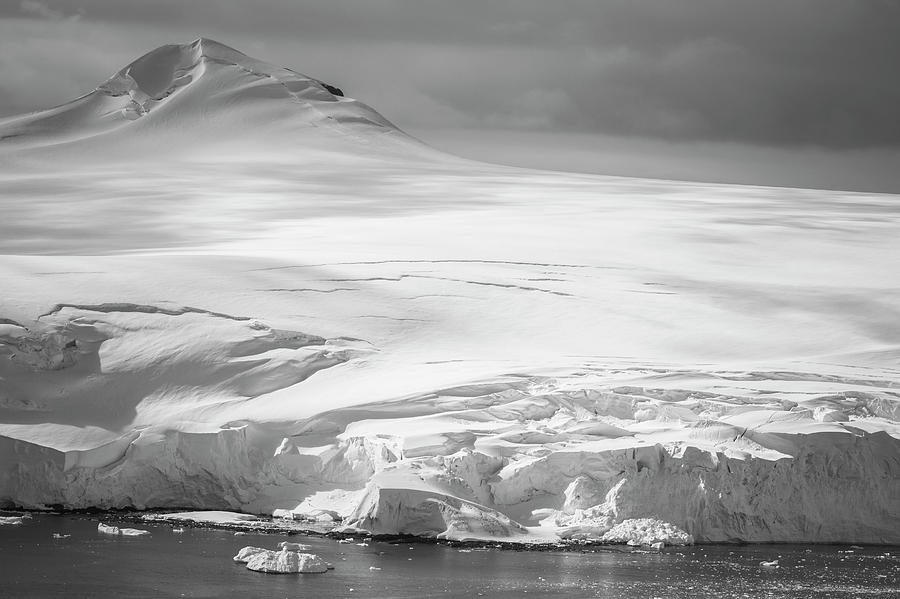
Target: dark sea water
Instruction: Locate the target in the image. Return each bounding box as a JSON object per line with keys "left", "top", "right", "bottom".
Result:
{"left": 1, "top": 514, "right": 898, "bottom": 598}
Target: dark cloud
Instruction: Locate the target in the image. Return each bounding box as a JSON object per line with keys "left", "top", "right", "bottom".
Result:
{"left": 419, "top": 128, "right": 900, "bottom": 194}
{"left": 1, "top": 0, "right": 898, "bottom": 150}
{"left": 19, "top": 1, "right": 69, "bottom": 20}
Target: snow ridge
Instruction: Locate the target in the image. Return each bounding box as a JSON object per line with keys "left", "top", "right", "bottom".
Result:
{"left": 96, "top": 38, "right": 347, "bottom": 120}
{"left": 0, "top": 37, "right": 405, "bottom": 151}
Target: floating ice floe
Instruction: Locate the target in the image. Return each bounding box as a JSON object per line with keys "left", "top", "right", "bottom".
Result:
{"left": 97, "top": 522, "right": 150, "bottom": 536}
{"left": 0, "top": 516, "right": 26, "bottom": 526}
{"left": 121, "top": 528, "right": 151, "bottom": 536}
{"left": 97, "top": 523, "right": 120, "bottom": 535}
{"left": 278, "top": 541, "right": 312, "bottom": 551}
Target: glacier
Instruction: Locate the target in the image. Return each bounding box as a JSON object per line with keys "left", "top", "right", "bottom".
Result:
{"left": 1, "top": 38, "right": 898, "bottom": 545}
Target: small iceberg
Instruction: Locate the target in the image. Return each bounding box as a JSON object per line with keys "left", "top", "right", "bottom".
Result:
{"left": 98, "top": 522, "right": 150, "bottom": 536}
{"left": 247, "top": 549, "right": 329, "bottom": 574}
{"left": 121, "top": 527, "right": 151, "bottom": 537}
{"left": 234, "top": 545, "right": 330, "bottom": 574}
{"left": 97, "top": 523, "right": 121, "bottom": 535}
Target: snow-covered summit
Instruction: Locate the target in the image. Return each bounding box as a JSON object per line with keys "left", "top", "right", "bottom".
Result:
{"left": 96, "top": 38, "right": 349, "bottom": 113}
{"left": 0, "top": 38, "right": 405, "bottom": 152}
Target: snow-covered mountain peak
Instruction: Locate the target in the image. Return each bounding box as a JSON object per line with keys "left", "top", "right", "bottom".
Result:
{"left": 99, "top": 38, "right": 243, "bottom": 97}
{"left": 97, "top": 37, "right": 340, "bottom": 102}
{"left": 0, "top": 39, "right": 404, "bottom": 152}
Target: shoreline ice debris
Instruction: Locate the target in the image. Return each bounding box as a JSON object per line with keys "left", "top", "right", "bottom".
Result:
{"left": 1, "top": 39, "right": 899, "bottom": 547}
{"left": 598, "top": 519, "right": 694, "bottom": 546}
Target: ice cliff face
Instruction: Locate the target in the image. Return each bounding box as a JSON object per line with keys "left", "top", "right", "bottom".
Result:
{"left": 1, "top": 40, "right": 899, "bottom": 545}
{"left": 2, "top": 350, "right": 898, "bottom": 543}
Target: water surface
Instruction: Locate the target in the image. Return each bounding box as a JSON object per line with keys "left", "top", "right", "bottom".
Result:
{"left": 1, "top": 514, "right": 897, "bottom": 598}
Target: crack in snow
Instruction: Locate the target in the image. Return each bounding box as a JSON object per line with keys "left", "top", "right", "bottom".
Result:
{"left": 259, "top": 288, "right": 358, "bottom": 293}
{"left": 357, "top": 315, "right": 431, "bottom": 323}
{"left": 37, "top": 302, "right": 252, "bottom": 321}
{"left": 313, "top": 274, "right": 574, "bottom": 297}
{"left": 251, "top": 259, "right": 610, "bottom": 271}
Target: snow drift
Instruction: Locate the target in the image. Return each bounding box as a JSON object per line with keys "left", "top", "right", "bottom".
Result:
{"left": 1, "top": 39, "right": 898, "bottom": 545}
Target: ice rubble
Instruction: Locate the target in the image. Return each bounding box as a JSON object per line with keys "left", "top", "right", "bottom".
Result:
{"left": 598, "top": 518, "right": 693, "bottom": 546}
{"left": 1, "top": 39, "right": 899, "bottom": 546}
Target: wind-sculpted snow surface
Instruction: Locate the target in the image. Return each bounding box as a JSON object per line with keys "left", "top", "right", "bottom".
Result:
{"left": 1, "top": 40, "right": 899, "bottom": 545}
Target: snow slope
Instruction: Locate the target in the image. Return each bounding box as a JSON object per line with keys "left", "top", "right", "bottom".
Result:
{"left": 1, "top": 39, "right": 898, "bottom": 544}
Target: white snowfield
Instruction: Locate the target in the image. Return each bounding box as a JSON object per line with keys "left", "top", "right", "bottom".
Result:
{"left": 1, "top": 39, "right": 898, "bottom": 544}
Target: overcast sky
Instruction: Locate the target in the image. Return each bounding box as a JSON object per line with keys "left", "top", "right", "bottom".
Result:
{"left": 2, "top": 0, "right": 898, "bottom": 192}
